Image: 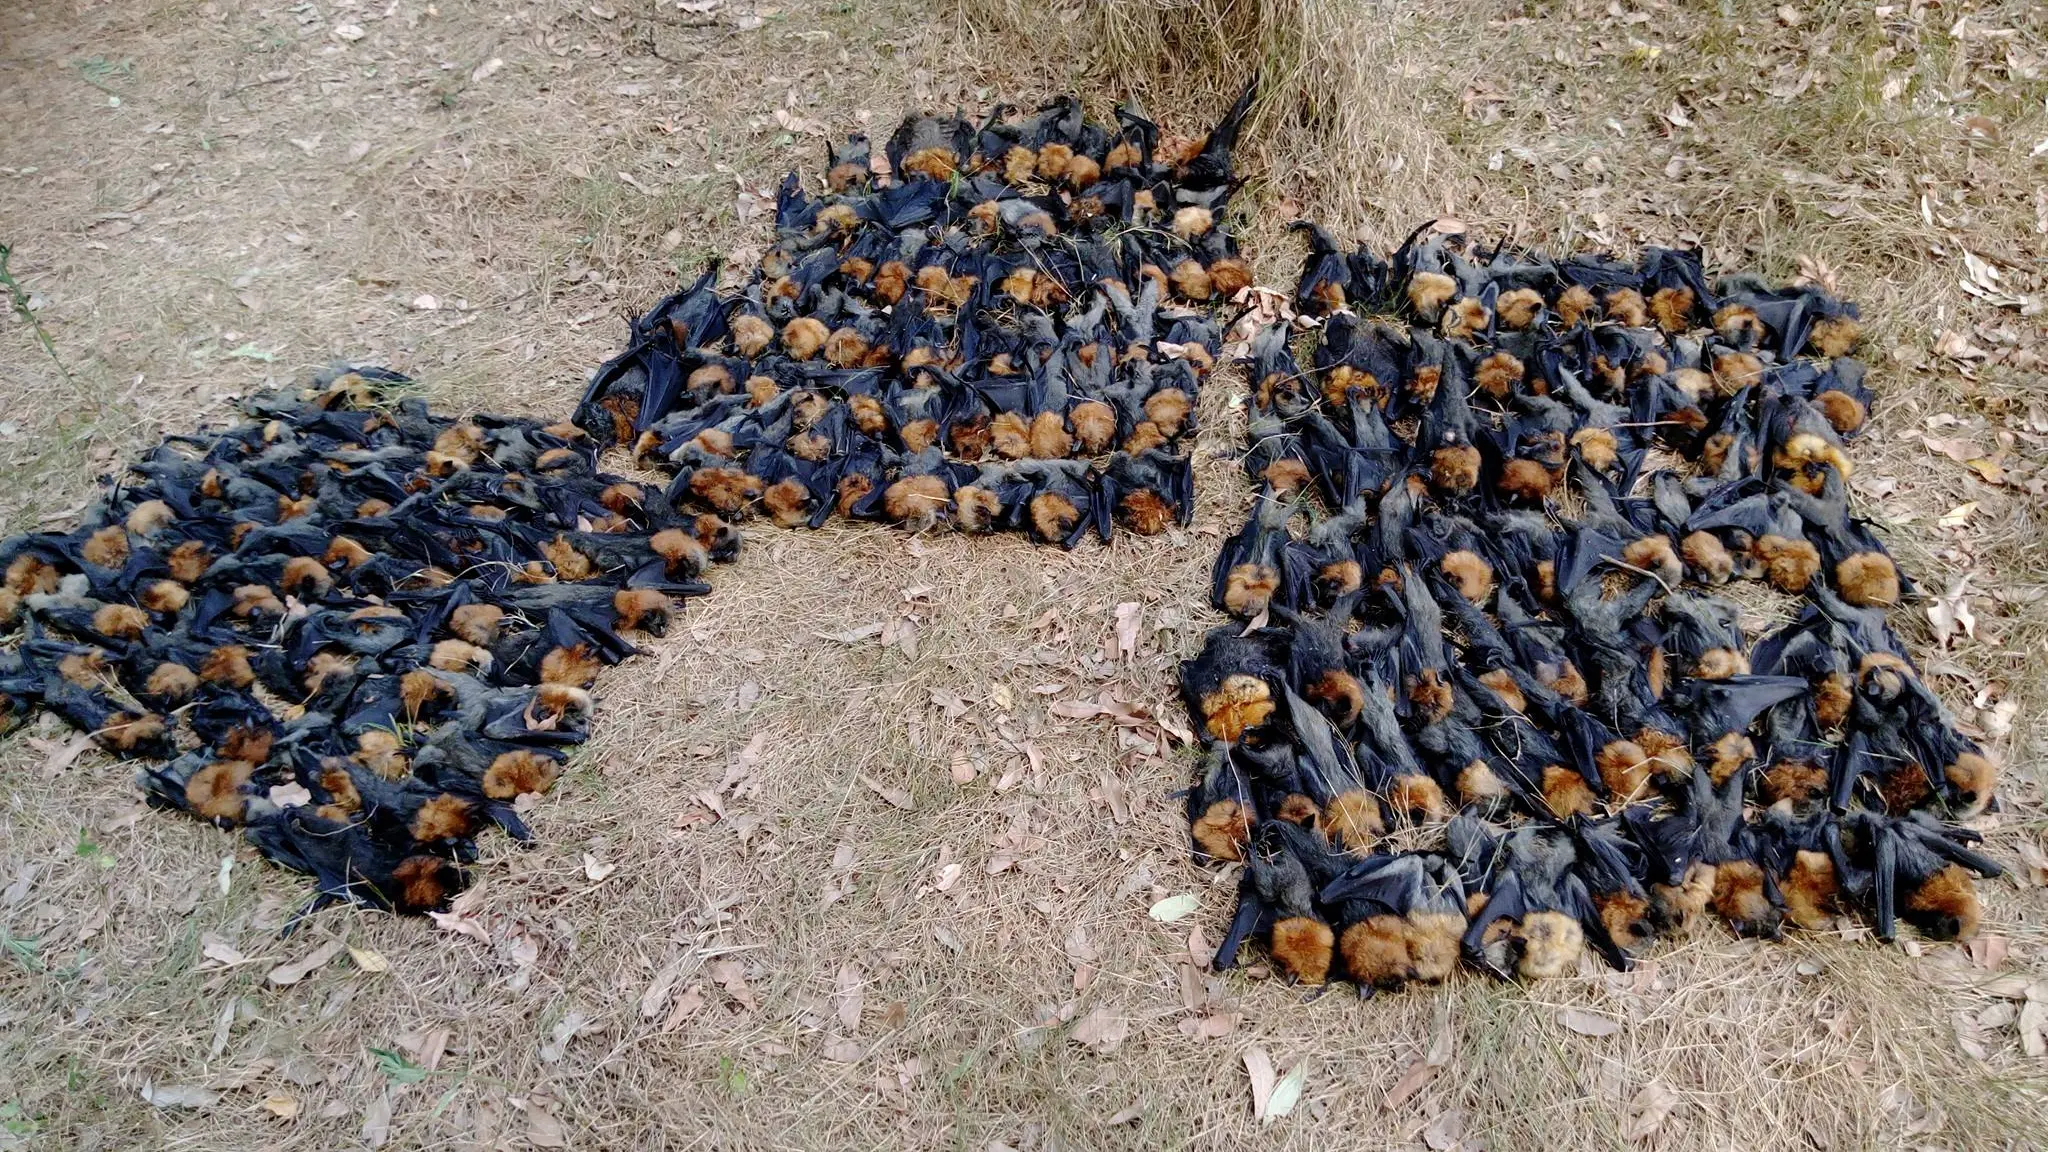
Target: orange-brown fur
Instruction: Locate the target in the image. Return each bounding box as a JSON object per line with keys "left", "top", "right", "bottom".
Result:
{"left": 1200, "top": 675, "right": 1274, "bottom": 742}
{"left": 1597, "top": 740, "right": 1653, "bottom": 800}
{"left": 185, "top": 760, "right": 254, "bottom": 823}
{"left": 1906, "top": 864, "right": 1981, "bottom": 940}
{"left": 1069, "top": 400, "right": 1116, "bottom": 455}
{"left": 762, "top": 478, "right": 812, "bottom": 528}
{"left": 145, "top": 662, "right": 199, "bottom": 701}
{"left": 540, "top": 643, "right": 603, "bottom": 687}
{"left": 1945, "top": 753, "right": 1997, "bottom": 816}
{"left": 1430, "top": 444, "right": 1482, "bottom": 493}
{"left": 1555, "top": 284, "right": 1597, "bottom": 329}
{"left": 688, "top": 467, "right": 762, "bottom": 514}
{"left": 100, "top": 711, "right": 167, "bottom": 753}
{"left": 1541, "top": 765, "right": 1597, "bottom": 818}
{"left": 1808, "top": 316, "right": 1860, "bottom": 358}
{"left": 1813, "top": 389, "right": 1866, "bottom": 435}
{"left": 1324, "top": 790, "right": 1382, "bottom": 851}
{"left": 391, "top": 855, "right": 456, "bottom": 910}
{"left": 1836, "top": 552, "right": 1899, "bottom": 607}
{"left": 1303, "top": 667, "right": 1366, "bottom": 728}
{"left": 1406, "top": 272, "right": 1456, "bottom": 319}
{"left": 1694, "top": 647, "right": 1750, "bottom": 681}
{"left": 1498, "top": 458, "right": 1555, "bottom": 502}
{"left": 1755, "top": 534, "right": 1822, "bottom": 594}
{"left": 1705, "top": 732, "right": 1754, "bottom": 784}
{"left": 990, "top": 411, "right": 1031, "bottom": 459}
{"left": 1390, "top": 773, "right": 1450, "bottom": 822}
{"left": 953, "top": 486, "right": 1001, "bottom": 534}
{"left": 1027, "top": 411, "right": 1071, "bottom": 459}
{"left": 1118, "top": 490, "right": 1177, "bottom": 536}
{"left": 1622, "top": 534, "right": 1682, "bottom": 586}
{"left": 1711, "top": 859, "right": 1776, "bottom": 934}
{"left": 411, "top": 794, "right": 475, "bottom": 842}
{"left": 199, "top": 645, "right": 256, "bottom": 688}
{"left": 483, "top": 750, "right": 560, "bottom": 799}
{"left": 1781, "top": 850, "right": 1840, "bottom": 930}
{"left": 1222, "top": 563, "right": 1279, "bottom": 618}
{"left": 1648, "top": 286, "right": 1695, "bottom": 333}
{"left": 1027, "top": 492, "right": 1080, "bottom": 543}
{"left": 1762, "top": 760, "right": 1829, "bottom": 806}
{"left": 882, "top": 475, "right": 951, "bottom": 530}
{"left": 218, "top": 725, "right": 273, "bottom": 765}
{"left": 139, "top": 579, "right": 189, "bottom": 614}
{"left": 1143, "top": 389, "right": 1192, "bottom": 436}
{"left": 1191, "top": 798, "right": 1251, "bottom": 861}
{"left": 1474, "top": 352, "right": 1524, "bottom": 398}
{"left": 1680, "top": 531, "right": 1734, "bottom": 585}
{"left": 612, "top": 588, "right": 671, "bottom": 633}
{"left": 1604, "top": 288, "right": 1649, "bottom": 327}
{"left": 1496, "top": 287, "right": 1544, "bottom": 330}
{"left": 91, "top": 603, "right": 149, "bottom": 640}
{"left": 1442, "top": 297, "right": 1489, "bottom": 340}
{"left": 1268, "top": 917, "right": 1335, "bottom": 985}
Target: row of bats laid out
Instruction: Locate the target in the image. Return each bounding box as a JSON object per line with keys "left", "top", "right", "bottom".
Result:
{"left": 0, "top": 91, "right": 1265, "bottom": 921}
{"left": 569, "top": 89, "right": 1266, "bottom": 544}
{"left": 1178, "top": 232, "right": 2002, "bottom": 992}
{"left": 0, "top": 369, "right": 733, "bottom": 919}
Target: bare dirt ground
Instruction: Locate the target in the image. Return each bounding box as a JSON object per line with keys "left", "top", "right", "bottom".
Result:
{"left": 2, "top": 0, "right": 2046, "bottom": 1148}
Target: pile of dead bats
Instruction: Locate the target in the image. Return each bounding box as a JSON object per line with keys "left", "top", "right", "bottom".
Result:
{"left": 1183, "top": 227, "right": 2003, "bottom": 991}
{"left": 0, "top": 369, "right": 732, "bottom": 918}
{"left": 572, "top": 88, "right": 1259, "bottom": 545}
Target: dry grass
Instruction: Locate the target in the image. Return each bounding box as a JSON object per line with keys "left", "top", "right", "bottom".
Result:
{"left": 3, "top": 0, "right": 2048, "bottom": 1148}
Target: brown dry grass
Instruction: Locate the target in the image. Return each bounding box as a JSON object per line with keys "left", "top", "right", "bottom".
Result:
{"left": 3, "top": 0, "right": 2047, "bottom": 1148}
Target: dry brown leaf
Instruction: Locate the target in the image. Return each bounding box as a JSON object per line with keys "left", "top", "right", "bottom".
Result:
{"left": 267, "top": 939, "right": 343, "bottom": 986}
{"left": 1112, "top": 601, "right": 1142, "bottom": 662}
{"left": 1623, "top": 1082, "right": 1680, "bottom": 1141}
{"left": 200, "top": 933, "right": 248, "bottom": 966}
{"left": 2019, "top": 1000, "right": 2047, "bottom": 1057}
{"left": 821, "top": 1035, "right": 863, "bottom": 1062}
{"left": 860, "top": 774, "right": 914, "bottom": 810}
{"left": 427, "top": 909, "right": 491, "bottom": 944}
{"left": 1070, "top": 1004, "right": 1129, "bottom": 1052}
{"left": 582, "top": 853, "right": 619, "bottom": 882}
{"left": 526, "top": 1099, "right": 568, "bottom": 1148}
{"left": 348, "top": 945, "right": 390, "bottom": 974}
{"left": 1107, "top": 1103, "right": 1144, "bottom": 1125}
{"left": 1560, "top": 1008, "right": 1622, "bottom": 1037}
{"left": 1180, "top": 1012, "right": 1239, "bottom": 1039}
{"left": 1424, "top": 1108, "right": 1467, "bottom": 1150}
{"left": 1927, "top": 576, "right": 1978, "bottom": 647}
{"left": 662, "top": 984, "right": 706, "bottom": 1032}
{"left": 834, "top": 963, "right": 865, "bottom": 1031}
{"left": 399, "top": 1026, "right": 451, "bottom": 1072}
{"left": 539, "top": 1009, "right": 593, "bottom": 1064}
{"left": 640, "top": 960, "right": 686, "bottom": 1019}
{"left": 709, "top": 958, "right": 758, "bottom": 1012}
{"left": 2015, "top": 840, "right": 2048, "bottom": 887}
{"left": 28, "top": 733, "right": 96, "bottom": 776}
{"left": 141, "top": 1082, "right": 219, "bottom": 1109}
{"left": 1969, "top": 935, "right": 2010, "bottom": 970}
{"left": 360, "top": 1091, "right": 393, "bottom": 1148}
{"left": 261, "top": 1093, "right": 301, "bottom": 1120}
{"left": 1384, "top": 1057, "right": 1437, "bottom": 1111}
{"left": 1244, "top": 1045, "right": 1278, "bottom": 1119}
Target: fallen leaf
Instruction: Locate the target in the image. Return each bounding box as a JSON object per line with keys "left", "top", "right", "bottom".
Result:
{"left": 816, "top": 622, "right": 884, "bottom": 643}
{"left": 31, "top": 733, "right": 95, "bottom": 775}
{"left": 141, "top": 1082, "right": 219, "bottom": 1109}
{"left": 2019, "top": 1001, "right": 2047, "bottom": 1057}
{"left": 1244, "top": 1046, "right": 1278, "bottom": 1120}
{"left": 1969, "top": 935, "right": 2010, "bottom": 970}
{"left": 1265, "top": 1061, "right": 1306, "bottom": 1122}
{"left": 428, "top": 909, "right": 491, "bottom": 944}
{"left": 267, "top": 940, "right": 343, "bottom": 986}
{"left": 470, "top": 57, "right": 505, "bottom": 82}
{"left": 1938, "top": 501, "right": 1979, "bottom": 528}
{"left": 1112, "top": 601, "right": 1142, "bottom": 662}
{"left": 1181, "top": 1012, "right": 1240, "bottom": 1039}
{"left": 1148, "top": 893, "right": 1200, "bottom": 922}
{"left": 834, "top": 963, "right": 865, "bottom": 1031}
{"left": 860, "top": 774, "right": 914, "bottom": 810}
{"left": 1623, "top": 1081, "right": 1680, "bottom": 1141}
{"left": 1927, "top": 576, "right": 1978, "bottom": 646}
{"left": 709, "top": 958, "right": 758, "bottom": 1012}
{"left": 527, "top": 1099, "right": 568, "bottom": 1148}
{"left": 2015, "top": 840, "right": 2048, "bottom": 887}
{"left": 331, "top": 22, "right": 366, "bottom": 40}
{"left": 268, "top": 782, "right": 311, "bottom": 808}
{"left": 360, "top": 1091, "right": 393, "bottom": 1147}
{"left": 539, "top": 1009, "right": 593, "bottom": 1064}
{"left": 348, "top": 946, "right": 390, "bottom": 974}
{"left": 640, "top": 960, "right": 685, "bottom": 1018}
{"left": 662, "top": 984, "right": 705, "bottom": 1031}
{"left": 582, "top": 853, "right": 619, "bottom": 882}
{"left": 1424, "top": 1108, "right": 1466, "bottom": 1150}
{"left": 261, "top": 1093, "right": 300, "bottom": 1120}
{"left": 1384, "top": 1057, "right": 1437, "bottom": 1111}
{"left": 1107, "top": 1103, "right": 1144, "bottom": 1125}
{"left": 200, "top": 932, "right": 248, "bottom": 966}
{"left": 1070, "top": 1005, "right": 1129, "bottom": 1052}
{"left": 1559, "top": 1008, "right": 1622, "bottom": 1037}
{"left": 821, "top": 1035, "right": 863, "bottom": 1062}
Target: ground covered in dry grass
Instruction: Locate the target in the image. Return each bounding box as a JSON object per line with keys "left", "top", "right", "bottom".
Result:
{"left": 2, "top": 0, "right": 2046, "bottom": 1148}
